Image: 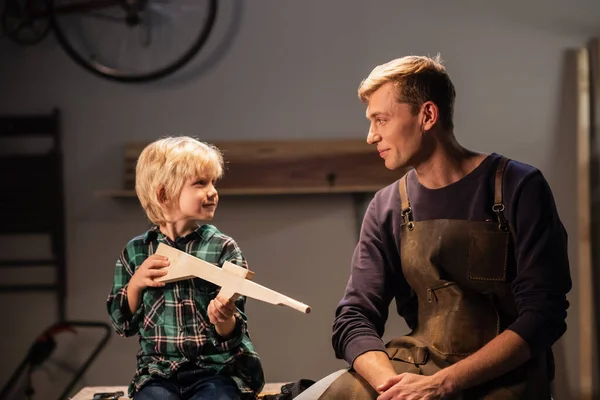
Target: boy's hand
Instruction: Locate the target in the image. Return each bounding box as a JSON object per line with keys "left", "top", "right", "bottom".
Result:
{"left": 207, "top": 293, "right": 237, "bottom": 325}
{"left": 130, "top": 254, "right": 170, "bottom": 292}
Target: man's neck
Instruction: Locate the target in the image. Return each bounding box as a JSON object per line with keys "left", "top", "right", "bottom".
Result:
{"left": 413, "top": 132, "right": 486, "bottom": 189}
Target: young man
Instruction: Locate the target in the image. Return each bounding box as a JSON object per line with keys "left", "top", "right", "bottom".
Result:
{"left": 107, "top": 136, "right": 264, "bottom": 400}
{"left": 325, "top": 55, "right": 572, "bottom": 399}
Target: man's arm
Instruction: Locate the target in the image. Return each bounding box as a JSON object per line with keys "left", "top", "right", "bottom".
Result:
{"left": 353, "top": 351, "right": 398, "bottom": 391}
{"left": 504, "top": 170, "right": 572, "bottom": 352}
{"left": 377, "top": 331, "right": 530, "bottom": 399}
{"left": 332, "top": 193, "right": 415, "bottom": 387}
{"left": 437, "top": 330, "right": 531, "bottom": 391}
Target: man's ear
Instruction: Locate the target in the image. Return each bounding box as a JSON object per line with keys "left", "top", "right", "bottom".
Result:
{"left": 421, "top": 101, "right": 439, "bottom": 131}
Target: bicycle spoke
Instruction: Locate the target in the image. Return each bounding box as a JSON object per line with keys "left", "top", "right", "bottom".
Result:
{"left": 51, "top": 0, "right": 217, "bottom": 81}
{"left": 149, "top": 2, "right": 209, "bottom": 14}
{"left": 77, "top": 12, "right": 124, "bottom": 23}
{"left": 29, "top": 24, "right": 43, "bottom": 38}
{"left": 139, "top": 11, "right": 152, "bottom": 47}
{"left": 148, "top": 3, "right": 174, "bottom": 19}
{"left": 117, "top": 32, "right": 128, "bottom": 70}
{"left": 151, "top": 0, "right": 208, "bottom": 7}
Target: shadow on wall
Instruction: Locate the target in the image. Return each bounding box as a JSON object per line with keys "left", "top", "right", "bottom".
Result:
{"left": 152, "top": 0, "right": 245, "bottom": 87}
{"left": 547, "top": 49, "right": 578, "bottom": 399}
{"left": 587, "top": 39, "right": 600, "bottom": 397}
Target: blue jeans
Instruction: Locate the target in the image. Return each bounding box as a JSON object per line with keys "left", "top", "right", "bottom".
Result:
{"left": 134, "top": 374, "right": 241, "bottom": 400}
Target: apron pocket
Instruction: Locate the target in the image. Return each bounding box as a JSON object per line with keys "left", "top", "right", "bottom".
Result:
{"left": 387, "top": 345, "right": 429, "bottom": 366}
{"left": 423, "top": 281, "right": 500, "bottom": 355}
{"left": 468, "top": 230, "right": 509, "bottom": 282}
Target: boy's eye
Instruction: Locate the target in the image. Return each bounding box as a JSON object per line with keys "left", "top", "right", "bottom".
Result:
{"left": 194, "top": 180, "right": 207, "bottom": 186}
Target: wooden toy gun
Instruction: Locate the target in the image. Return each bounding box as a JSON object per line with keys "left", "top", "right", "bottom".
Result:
{"left": 155, "top": 243, "right": 311, "bottom": 314}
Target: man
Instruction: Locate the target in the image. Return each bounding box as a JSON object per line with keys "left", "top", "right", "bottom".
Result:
{"left": 324, "top": 55, "right": 571, "bottom": 399}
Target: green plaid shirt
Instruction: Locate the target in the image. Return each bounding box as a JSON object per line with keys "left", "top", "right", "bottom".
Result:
{"left": 107, "top": 224, "right": 265, "bottom": 398}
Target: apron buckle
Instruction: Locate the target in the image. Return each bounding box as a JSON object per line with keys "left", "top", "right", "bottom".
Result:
{"left": 492, "top": 203, "right": 507, "bottom": 231}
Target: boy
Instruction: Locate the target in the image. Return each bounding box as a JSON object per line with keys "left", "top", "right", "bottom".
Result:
{"left": 107, "top": 136, "right": 265, "bottom": 400}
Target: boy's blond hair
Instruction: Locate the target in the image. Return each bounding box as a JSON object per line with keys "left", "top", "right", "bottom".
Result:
{"left": 358, "top": 54, "right": 456, "bottom": 130}
{"left": 135, "top": 136, "right": 224, "bottom": 225}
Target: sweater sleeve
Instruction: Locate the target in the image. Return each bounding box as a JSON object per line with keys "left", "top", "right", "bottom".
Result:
{"left": 506, "top": 171, "right": 572, "bottom": 352}
{"left": 332, "top": 195, "right": 408, "bottom": 366}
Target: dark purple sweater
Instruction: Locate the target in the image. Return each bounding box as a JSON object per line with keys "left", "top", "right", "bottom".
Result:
{"left": 332, "top": 153, "right": 572, "bottom": 367}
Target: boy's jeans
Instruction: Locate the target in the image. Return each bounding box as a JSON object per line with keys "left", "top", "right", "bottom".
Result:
{"left": 134, "top": 372, "right": 241, "bottom": 400}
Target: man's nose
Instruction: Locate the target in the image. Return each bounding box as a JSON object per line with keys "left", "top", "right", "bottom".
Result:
{"left": 367, "top": 129, "right": 380, "bottom": 145}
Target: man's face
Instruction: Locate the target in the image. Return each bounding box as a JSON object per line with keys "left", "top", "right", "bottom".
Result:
{"left": 365, "top": 82, "right": 423, "bottom": 170}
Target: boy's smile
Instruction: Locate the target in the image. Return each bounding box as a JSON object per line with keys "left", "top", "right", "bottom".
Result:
{"left": 179, "top": 175, "right": 219, "bottom": 221}
{"left": 160, "top": 174, "right": 220, "bottom": 237}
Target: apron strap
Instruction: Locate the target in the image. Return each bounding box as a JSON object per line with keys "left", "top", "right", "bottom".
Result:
{"left": 493, "top": 156, "right": 510, "bottom": 231}
{"left": 399, "top": 155, "right": 510, "bottom": 229}
{"left": 399, "top": 174, "right": 412, "bottom": 223}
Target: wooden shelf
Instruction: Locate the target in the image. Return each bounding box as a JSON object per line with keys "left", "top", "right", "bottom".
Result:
{"left": 100, "top": 139, "right": 405, "bottom": 198}
{"left": 96, "top": 185, "right": 386, "bottom": 198}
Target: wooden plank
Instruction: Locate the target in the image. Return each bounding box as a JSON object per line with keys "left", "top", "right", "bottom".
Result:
{"left": 96, "top": 185, "right": 391, "bottom": 197}
{"left": 577, "top": 46, "right": 593, "bottom": 400}
{"left": 71, "top": 383, "right": 289, "bottom": 400}
{"left": 121, "top": 139, "right": 404, "bottom": 194}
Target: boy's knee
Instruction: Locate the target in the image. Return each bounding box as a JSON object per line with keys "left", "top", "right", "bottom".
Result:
{"left": 134, "top": 381, "right": 180, "bottom": 400}
{"left": 194, "top": 376, "right": 241, "bottom": 400}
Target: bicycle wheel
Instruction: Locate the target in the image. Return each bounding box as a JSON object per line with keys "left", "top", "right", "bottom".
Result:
{"left": 50, "top": 0, "right": 217, "bottom": 83}
{"left": 1, "top": 0, "right": 51, "bottom": 45}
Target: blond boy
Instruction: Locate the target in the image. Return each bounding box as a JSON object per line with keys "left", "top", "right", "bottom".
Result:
{"left": 107, "top": 136, "right": 264, "bottom": 400}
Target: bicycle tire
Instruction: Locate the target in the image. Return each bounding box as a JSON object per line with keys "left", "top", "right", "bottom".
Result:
{"left": 1, "top": 0, "right": 52, "bottom": 46}
{"left": 50, "top": 0, "right": 217, "bottom": 83}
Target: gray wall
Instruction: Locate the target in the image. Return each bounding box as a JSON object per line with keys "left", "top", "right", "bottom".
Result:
{"left": 1, "top": 1, "right": 597, "bottom": 398}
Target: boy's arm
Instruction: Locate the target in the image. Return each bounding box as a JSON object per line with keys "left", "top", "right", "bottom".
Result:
{"left": 209, "top": 293, "right": 238, "bottom": 338}
{"left": 106, "top": 246, "right": 145, "bottom": 337}
{"left": 214, "top": 315, "right": 237, "bottom": 338}
{"left": 208, "top": 239, "right": 250, "bottom": 349}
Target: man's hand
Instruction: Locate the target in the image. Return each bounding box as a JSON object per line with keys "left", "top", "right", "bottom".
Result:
{"left": 130, "top": 254, "right": 169, "bottom": 291}
{"left": 377, "top": 373, "right": 452, "bottom": 400}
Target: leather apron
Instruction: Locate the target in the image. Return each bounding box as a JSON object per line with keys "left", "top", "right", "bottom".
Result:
{"left": 320, "top": 157, "right": 549, "bottom": 400}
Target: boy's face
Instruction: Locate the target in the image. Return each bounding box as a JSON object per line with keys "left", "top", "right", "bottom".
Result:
{"left": 170, "top": 175, "right": 219, "bottom": 223}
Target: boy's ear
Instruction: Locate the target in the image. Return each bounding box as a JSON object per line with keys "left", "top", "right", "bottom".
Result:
{"left": 157, "top": 186, "right": 168, "bottom": 205}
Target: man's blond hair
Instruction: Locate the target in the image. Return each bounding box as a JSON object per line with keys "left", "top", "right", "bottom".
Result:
{"left": 358, "top": 54, "right": 456, "bottom": 129}
{"left": 135, "top": 136, "right": 224, "bottom": 225}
